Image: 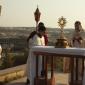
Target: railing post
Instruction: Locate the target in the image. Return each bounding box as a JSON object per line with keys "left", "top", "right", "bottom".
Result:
{"left": 45, "top": 56, "right": 48, "bottom": 85}
{"left": 36, "top": 55, "right": 38, "bottom": 78}
{"left": 76, "top": 58, "right": 78, "bottom": 80}
{"left": 41, "top": 56, "right": 45, "bottom": 77}
{"left": 70, "top": 58, "right": 74, "bottom": 85}
{"left": 51, "top": 56, "right": 54, "bottom": 78}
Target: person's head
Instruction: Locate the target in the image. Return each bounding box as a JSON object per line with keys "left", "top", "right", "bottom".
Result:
{"left": 38, "top": 22, "right": 44, "bottom": 27}
{"left": 74, "top": 21, "right": 82, "bottom": 32}
{"left": 37, "top": 24, "right": 46, "bottom": 36}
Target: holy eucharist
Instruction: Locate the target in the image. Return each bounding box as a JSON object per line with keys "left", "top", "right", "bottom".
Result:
{"left": 58, "top": 16, "right": 67, "bottom": 39}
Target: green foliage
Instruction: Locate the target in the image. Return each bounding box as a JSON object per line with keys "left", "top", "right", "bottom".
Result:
{"left": 1, "top": 48, "right": 15, "bottom": 68}
{"left": 1, "top": 48, "right": 28, "bottom": 69}
{"left": 54, "top": 57, "right": 63, "bottom": 72}
{"left": 47, "top": 57, "right": 63, "bottom": 72}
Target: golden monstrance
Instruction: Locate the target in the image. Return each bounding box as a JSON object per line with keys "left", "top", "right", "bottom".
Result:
{"left": 55, "top": 16, "right": 69, "bottom": 48}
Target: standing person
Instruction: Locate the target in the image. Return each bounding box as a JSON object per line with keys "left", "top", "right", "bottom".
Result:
{"left": 72, "top": 21, "right": 84, "bottom": 47}
{"left": 37, "top": 22, "right": 48, "bottom": 77}
{"left": 70, "top": 21, "right": 84, "bottom": 83}
{"left": 26, "top": 23, "right": 47, "bottom": 85}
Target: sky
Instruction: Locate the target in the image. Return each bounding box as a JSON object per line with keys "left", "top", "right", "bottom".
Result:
{"left": 0, "top": 0, "right": 85, "bottom": 28}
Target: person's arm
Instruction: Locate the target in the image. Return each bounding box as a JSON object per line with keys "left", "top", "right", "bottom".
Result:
{"left": 44, "top": 34, "right": 48, "bottom": 46}
{"left": 27, "top": 31, "right": 36, "bottom": 42}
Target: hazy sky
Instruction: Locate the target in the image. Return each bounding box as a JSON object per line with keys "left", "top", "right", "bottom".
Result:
{"left": 0, "top": 0, "right": 85, "bottom": 28}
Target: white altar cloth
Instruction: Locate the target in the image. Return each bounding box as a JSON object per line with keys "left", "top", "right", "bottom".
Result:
{"left": 32, "top": 46, "right": 85, "bottom": 57}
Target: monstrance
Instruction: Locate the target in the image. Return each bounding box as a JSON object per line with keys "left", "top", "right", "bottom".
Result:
{"left": 55, "top": 16, "right": 69, "bottom": 48}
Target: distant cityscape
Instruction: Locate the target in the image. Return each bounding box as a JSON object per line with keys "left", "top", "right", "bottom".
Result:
{"left": 0, "top": 27, "right": 85, "bottom": 69}
{"left": 0, "top": 27, "right": 85, "bottom": 48}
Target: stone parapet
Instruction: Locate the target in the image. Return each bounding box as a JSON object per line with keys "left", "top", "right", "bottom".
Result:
{"left": 0, "top": 64, "right": 26, "bottom": 83}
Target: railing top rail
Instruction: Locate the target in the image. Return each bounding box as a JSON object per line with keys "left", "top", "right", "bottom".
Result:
{"left": 32, "top": 46, "right": 85, "bottom": 58}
